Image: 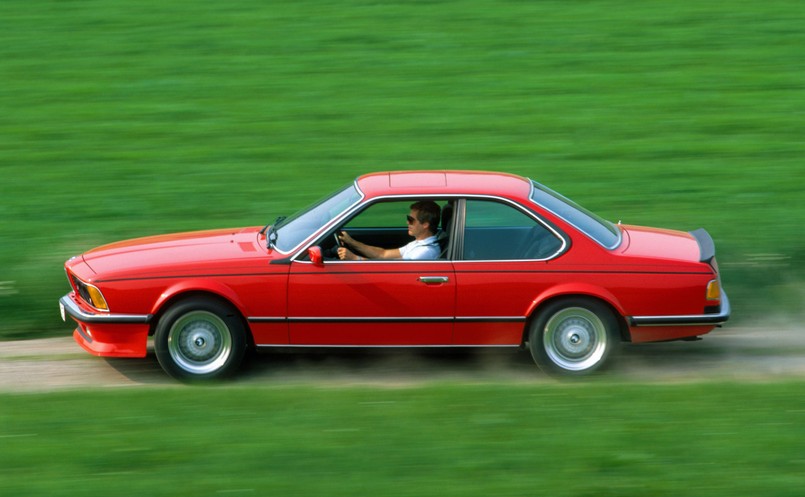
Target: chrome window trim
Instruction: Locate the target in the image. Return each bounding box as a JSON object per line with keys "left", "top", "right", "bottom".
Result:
{"left": 528, "top": 180, "right": 622, "bottom": 251}
{"left": 289, "top": 193, "right": 569, "bottom": 264}
{"left": 293, "top": 259, "right": 454, "bottom": 265}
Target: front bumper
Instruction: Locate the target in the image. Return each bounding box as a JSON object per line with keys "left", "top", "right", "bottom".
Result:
{"left": 59, "top": 293, "right": 151, "bottom": 358}
{"left": 59, "top": 293, "right": 152, "bottom": 324}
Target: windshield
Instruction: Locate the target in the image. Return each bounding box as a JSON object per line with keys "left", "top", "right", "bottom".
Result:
{"left": 530, "top": 181, "right": 621, "bottom": 249}
{"left": 273, "top": 183, "right": 363, "bottom": 253}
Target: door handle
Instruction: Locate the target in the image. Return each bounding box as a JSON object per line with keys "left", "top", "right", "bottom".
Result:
{"left": 418, "top": 276, "right": 449, "bottom": 284}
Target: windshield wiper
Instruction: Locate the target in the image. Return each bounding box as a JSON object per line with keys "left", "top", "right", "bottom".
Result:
{"left": 264, "top": 216, "right": 286, "bottom": 250}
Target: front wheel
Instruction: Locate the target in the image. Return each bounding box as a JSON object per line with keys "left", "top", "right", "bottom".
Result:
{"left": 528, "top": 298, "right": 620, "bottom": 376}
{"left": 154, "top": 298, "right": 247, "bottom": 381}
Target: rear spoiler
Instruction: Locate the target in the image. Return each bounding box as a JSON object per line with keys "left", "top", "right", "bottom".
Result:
{"left": 690, "top": 228, "right": 716, "bottom": 263}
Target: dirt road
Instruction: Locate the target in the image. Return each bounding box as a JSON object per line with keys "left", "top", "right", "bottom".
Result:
{"left": 1, "top": 326, "right": 804, "bottom": 392}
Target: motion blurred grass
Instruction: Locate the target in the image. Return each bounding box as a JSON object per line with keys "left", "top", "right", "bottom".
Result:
{"left": 1, "top": 0, "right": 803, "bottom": 338}
{"left": 2, "top": 383, "right": 804, "bottom": 496}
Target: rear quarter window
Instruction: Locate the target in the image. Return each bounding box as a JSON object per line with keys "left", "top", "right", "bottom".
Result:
{"left": 530, "top": 181, "right": 621, "bottom": 249}
{"left": 463, "top": 200, "right": 564, "bottom": 260}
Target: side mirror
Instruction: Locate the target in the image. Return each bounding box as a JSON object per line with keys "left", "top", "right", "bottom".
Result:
{"left": 308, "top": 246, "right": 324, "bottom": 266}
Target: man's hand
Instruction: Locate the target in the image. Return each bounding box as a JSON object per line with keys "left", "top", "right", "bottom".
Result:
{"left": 338, "top": 231, "right": 356, "bottom": 247}
{"left": 338, "top": 247, "right": 358, "bottom": 260}
{"left": 337, "top": 231, "right": 394, "bottom": 260}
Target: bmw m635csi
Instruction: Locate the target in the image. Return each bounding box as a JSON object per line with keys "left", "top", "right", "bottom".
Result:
{"left": 59, "top": 170, "right": 730, "bottom": 380}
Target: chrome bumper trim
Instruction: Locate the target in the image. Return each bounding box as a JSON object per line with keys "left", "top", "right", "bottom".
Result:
{"left": 629, "top": 292, "right": 731, "bottom": 327}
{"left": 59, "top": 294, "right": 152, "bottom": 324}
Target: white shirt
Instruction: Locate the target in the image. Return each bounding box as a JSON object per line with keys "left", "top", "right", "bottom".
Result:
{"left": 398, "top": 235, "right": 440, "bottom": 260}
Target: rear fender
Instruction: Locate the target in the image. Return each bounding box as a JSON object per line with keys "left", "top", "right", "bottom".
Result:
{"left": 527, "top": 284, "right": 625, "bottom": 317}
{"left": 525, "top": 284, "right": 629, "bottom": 341}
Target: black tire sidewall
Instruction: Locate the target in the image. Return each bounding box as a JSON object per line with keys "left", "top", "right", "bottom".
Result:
{"left": 529, "top": 298, "right": 620, "bottom": 376}
{"left": 154, "top": 298, "right": 247, "bottom": 381}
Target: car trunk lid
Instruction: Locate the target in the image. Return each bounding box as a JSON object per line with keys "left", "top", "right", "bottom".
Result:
{"left": 618, "top": 225, "right": 703, "bottom": 263}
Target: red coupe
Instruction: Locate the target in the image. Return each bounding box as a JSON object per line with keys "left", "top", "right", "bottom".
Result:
{"left": 59, "top": 171, "right": 729, "bottom": 380}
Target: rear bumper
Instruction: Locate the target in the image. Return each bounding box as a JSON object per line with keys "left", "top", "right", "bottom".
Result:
{"left": 628, "top": 292, "right": 731, "bottom": 327}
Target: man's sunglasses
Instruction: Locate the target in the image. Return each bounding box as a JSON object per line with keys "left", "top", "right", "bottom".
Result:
{"left": 406, "top": 215, "right": 417, "bottom": 224}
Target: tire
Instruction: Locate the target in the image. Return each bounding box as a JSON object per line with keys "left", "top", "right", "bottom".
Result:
{"left": 528, "top": 298, "right": 620, "bottom": 376}
{"left": 154, "top": 297, "right": 247, "bottom": 381}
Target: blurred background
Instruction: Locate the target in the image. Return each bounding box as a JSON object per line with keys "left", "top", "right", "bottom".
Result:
{"left": 1, "top": 0, "right": 803, "bottom": 339}
{"left": 3, "top": 3, "right": 805, "bottom": 496}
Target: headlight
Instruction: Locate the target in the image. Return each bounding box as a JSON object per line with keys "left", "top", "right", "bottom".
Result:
{"left": 70, "top": 274, "right": 109, "bottom": 311}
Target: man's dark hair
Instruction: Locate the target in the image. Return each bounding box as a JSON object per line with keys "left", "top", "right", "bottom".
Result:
{"left": 410, "top": 200, "right": 441, "bottom": 234}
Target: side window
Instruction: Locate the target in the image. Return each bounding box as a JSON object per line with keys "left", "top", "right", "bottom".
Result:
{"left": 463, "top": 200, "right": 563, "bottom": 260}
{"left": 331, "top": 199, "right": 448, "bottom": 260}
{"left": 344, "top": 201, "right": 409, "bottom": 229}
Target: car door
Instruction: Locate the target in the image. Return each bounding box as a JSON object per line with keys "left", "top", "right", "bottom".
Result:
{"left": 286, "top": 199, "right": 455, "bottom": 346}
{"left": 452, "top": 198, "right": 567, "bottom": 346}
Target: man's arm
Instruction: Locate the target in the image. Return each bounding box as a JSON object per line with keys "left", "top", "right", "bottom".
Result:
{"left": 339, "top": 232, "right": 401, "bottom": 260}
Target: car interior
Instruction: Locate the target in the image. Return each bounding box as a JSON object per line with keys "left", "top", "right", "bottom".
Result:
{"left": 306, "top": 197, "right": 564, "bottom": 262}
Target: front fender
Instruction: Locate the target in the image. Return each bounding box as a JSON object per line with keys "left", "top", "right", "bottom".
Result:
{"left": 151, "top": 279, "right": 247, "bottom": 317}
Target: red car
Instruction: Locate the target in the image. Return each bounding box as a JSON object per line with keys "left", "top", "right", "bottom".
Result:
{"left": 59, "top": 171, "right": 729, "bottom": 380}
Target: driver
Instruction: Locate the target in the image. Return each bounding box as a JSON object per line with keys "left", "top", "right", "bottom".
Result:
{"left": 338, "top": 200, "right": 441, "bottom": 261}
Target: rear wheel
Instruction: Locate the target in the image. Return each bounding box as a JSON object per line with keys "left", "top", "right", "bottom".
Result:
{"left": 529, "top": 298, "right": 620, "bottom": 376}
{"left": 154, "top": 298, "right": 247, "bottom": 381}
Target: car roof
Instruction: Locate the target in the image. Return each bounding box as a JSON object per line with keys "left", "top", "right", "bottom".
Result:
{"left": 355, "top": 170, "right": 533, "bottom": 199}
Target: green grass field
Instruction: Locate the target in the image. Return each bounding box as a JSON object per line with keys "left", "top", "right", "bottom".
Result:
{"left": 1, "top": 0, "right": 803, "bottom": 338}
{"left": 2, "top": 383, "right": 804, "bottom": 496}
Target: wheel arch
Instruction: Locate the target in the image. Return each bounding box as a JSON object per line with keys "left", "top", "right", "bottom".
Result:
{"left": 148, "top": 285, "right": 254, "bottom": 347}
{"left": 522, "top": 286, "right": 631, "bottom": 345}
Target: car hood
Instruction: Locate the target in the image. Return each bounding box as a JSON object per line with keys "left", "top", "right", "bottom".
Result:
{"left": 81, "top": 227, "right": 274, "bottom": 279}
{"left": 618, "top": 225, "right": 701, "bottom": 263}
